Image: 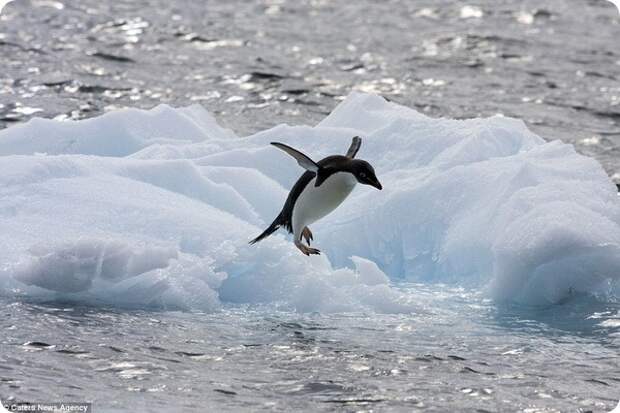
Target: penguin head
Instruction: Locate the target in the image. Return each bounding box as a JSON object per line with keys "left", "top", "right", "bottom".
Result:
{"left": 350, "top": 160, "right": 382, "bottom": 190}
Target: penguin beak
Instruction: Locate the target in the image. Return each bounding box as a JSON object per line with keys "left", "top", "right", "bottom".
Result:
{"left": 370, "top": 179, "right": 382, "bottom": 190}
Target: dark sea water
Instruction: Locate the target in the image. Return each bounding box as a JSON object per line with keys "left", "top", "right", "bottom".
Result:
{"left": 1, "top": 1, "right": 619, "bottom": 412}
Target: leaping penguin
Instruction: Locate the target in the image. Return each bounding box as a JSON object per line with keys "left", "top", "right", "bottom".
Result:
{"left": 250, "top": 136, "right": 382, "bottom": 255}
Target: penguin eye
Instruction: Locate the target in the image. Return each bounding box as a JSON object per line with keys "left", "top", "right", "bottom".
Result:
{"left": 360, "top": 172, "right": 366, "bottom": 179}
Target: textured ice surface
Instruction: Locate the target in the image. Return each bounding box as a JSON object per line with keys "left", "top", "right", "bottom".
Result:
{"left": 0, "top": 92, "right": 618, "bottom": 310}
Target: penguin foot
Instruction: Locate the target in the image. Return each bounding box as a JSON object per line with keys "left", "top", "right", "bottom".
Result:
{"left": 302, "top": 245, "right": 321, "bottom": 256}
{"left": 302, "top": 227, "right": 314, "bottom": 245}
{"left": 295, "top": 240, "right": 321, "bottom": 256}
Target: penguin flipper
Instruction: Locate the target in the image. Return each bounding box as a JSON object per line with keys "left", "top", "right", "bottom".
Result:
{"left": 345, "top": 136, "right": 362, "bottom": 158}
{"left": 271, "top": 142, "right": 319, "bottom": 173}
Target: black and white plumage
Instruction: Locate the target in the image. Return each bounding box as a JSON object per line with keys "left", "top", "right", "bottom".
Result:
{"left": 250, "top": 136, "right": 382, "bottom": 256}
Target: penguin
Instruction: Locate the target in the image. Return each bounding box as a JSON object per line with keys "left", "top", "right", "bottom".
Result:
{"left": 250, "top": 136, "right": 382, "bottom": 255}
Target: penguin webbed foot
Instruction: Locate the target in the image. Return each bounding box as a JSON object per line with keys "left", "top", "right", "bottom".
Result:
{"left": 295, "top": 240, "right": 320, "bottom": 256}
{"left": 302, "top": 227, "right": 314, "bottom": 245}
{"left": 303, "top": 246, "right": 321, "bottom": 256}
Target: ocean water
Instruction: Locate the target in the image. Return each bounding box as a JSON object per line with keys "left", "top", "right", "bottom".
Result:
{"left": 3, "top": 288, "right": 619, "bottom": 412}
{"left": 1, "top": 1, "right": 620, "bottom": 412}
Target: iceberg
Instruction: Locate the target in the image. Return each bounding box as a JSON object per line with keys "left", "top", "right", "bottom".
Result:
{"left": 0, "top": 92, "right": 618, "bottom": 311}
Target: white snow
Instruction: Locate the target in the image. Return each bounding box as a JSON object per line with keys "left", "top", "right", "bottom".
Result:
{"left": 0, "top": 92, "right": 618, "bottom": 311}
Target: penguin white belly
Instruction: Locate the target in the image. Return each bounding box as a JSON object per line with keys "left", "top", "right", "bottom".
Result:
{"left": 292, "top": 172, "right": 357, "bottom": 239}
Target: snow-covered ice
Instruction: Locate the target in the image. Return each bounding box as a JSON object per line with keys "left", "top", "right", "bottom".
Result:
{"left": 0, "top": 92, "right": 618, "bottom": 311}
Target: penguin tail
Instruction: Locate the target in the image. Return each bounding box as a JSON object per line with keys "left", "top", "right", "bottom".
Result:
{"left": 249, "top": 214, "right": 283, "bottom": 245}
